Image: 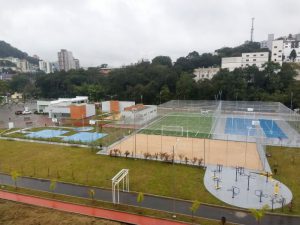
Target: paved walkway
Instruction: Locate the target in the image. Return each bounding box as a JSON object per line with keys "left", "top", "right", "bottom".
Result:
{"left": 0, "top": 191, "right": 187, "bottom": 225}
{"left": 0, "top": 173, "right": 299, "bottom": 225}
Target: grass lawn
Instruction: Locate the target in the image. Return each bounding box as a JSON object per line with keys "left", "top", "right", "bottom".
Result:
{"left": 0, "top": 139, "right": 221, "bottom": 205}
{"left": 267, "top": 146, "right": 300, "bottom": 215}
{"left": 0, "top": 199, "right": 120, "bottom": 225}
{"left": 141, "top": 112, "right": 213, "bottom": 138}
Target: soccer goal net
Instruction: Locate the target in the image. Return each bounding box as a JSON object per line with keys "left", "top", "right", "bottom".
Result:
{"left": 161, "top": 125, "right": 184, "bottom": 137}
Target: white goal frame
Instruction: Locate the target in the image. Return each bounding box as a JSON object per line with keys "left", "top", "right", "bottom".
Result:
{"left": 161, "top": 125, "right": 184, "bottom": 136}
{"left": 112, "top": 169, "right": 129, "bottom": 204}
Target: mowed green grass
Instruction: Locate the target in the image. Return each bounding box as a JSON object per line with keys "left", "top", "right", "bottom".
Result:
{"left": 0, "top": 140, "right": 221, "bottom": 205}
{"left": 267, "top": 146, "right": 300, "bottom": 215}
{"left": 141, "top": 112, "right": 213, "bottom": 138}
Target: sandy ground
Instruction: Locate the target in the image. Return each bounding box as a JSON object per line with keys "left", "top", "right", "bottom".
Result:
{"left": 111, "top": 134, "right": 262, "bottom": 170}
{"left": 0, "top": 199, "right": 121, "bottom": 225}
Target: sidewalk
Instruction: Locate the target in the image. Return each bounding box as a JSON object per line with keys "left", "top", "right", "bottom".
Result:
{"left": 0, "top": 173, "right": 299, "bottom": 225}
{"left": 0, "top": 191, "right": 188, "bottom": 225}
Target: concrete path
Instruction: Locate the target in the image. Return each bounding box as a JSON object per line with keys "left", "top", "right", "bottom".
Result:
{"left": 0, "top": 190, "right": 188, "bottom": 225}
{"left": 0, "top": 173, "right": 299, "bottom": 225}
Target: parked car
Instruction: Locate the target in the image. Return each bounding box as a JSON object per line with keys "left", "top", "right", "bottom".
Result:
{"left": 22, "top": 110, "right": 32, "bottom": 115}
{"left": 15, "top": 110, "right": 22, "bottom": 115}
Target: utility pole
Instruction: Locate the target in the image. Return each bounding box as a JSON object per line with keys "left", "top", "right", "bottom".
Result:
{"left": 250, "top": 17, "right": 255, "bottom": 42}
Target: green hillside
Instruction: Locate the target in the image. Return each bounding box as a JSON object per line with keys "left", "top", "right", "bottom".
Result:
{"left": 0, "top": 41, "right": 38, "bottom": 65}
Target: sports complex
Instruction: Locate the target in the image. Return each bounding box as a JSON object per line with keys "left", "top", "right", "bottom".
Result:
{"left": 1, "top": 99, "right": 300, "bottom": 222}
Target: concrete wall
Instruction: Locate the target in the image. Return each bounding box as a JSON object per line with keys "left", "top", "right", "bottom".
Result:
{"left": 86, "top": 104, "right": 96, "bottom": 117}
{"left": 221, "top": 57, "right": 242, "bottom": 71}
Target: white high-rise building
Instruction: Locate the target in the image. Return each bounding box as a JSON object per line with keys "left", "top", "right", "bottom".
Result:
{"left": 58, "top": 49, "right": 76, "bottom": 71}
{"left": 260, "top": 34, "right": 274, "bottom": 50}
{"left": 39, "top": 60, "right": 54, "bottom": 74}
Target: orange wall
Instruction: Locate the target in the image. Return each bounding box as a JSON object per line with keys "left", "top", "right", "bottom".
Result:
{"left": 110, "top": 100, "right": 120, "bottom": 113}
{"left": 70, "top": 105, "right": 86, "bottom": 119}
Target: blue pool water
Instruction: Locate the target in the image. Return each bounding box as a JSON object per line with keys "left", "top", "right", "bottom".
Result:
{"left": 26, "top": 129, "right": 68, "bottom": 138}
{"left": 62, "top": 132, "right": 107, "bottom": 142}
{"left": 225, "top": 118, "right": 287, "bottom": 139}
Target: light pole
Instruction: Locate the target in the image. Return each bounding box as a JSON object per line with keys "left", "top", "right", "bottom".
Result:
{"left": 245, "top": 126, "right": 251, "bottom": 167}
{"left": 172, "top": 138, "right": 180, "bottom": 218}
{"left": 132, "top": 108, "right": 137, "bottom": 158}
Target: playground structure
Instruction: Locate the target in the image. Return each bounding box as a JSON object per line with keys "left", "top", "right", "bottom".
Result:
{"left": 204, "top": 164, "right": 293, "bottom": 209}
{"left": 112, "top": 169, "right": 130, "bottom": 204}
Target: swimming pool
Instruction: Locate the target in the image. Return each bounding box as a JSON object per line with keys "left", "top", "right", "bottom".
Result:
{"left": 62, "top": 132, "right": 107, "bottom": 142}
{"left": 26, "top": 129, "right": 68, "bottom": 138}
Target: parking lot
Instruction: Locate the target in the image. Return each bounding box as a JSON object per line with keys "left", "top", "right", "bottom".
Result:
{"left": 0, "top": 101, "right": 52, "bottom": 129}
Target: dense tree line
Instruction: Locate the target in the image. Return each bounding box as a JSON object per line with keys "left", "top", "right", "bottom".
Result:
{"left": 2, "top": 49, "right": 300, "bottom": 109}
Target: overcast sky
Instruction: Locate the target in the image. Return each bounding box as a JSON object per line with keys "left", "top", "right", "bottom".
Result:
{"left": 1, "top": 0, "right": 300, "bottom": 67}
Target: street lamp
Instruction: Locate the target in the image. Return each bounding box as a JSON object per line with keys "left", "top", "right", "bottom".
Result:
{"left": 172, "top": 138, "right": 180, "bottom": 218}
{"left": 245, "top": 126, "right": 251, "bottom": 167}
{"left": 132, "top": 108, "right": 137, "bottom": 158}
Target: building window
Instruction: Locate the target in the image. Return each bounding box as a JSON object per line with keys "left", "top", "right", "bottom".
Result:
{"left": 253, "top": 59, "right": 256, "bottom": 61}
{"left": 279, "top": 50, "right": 282, "bottom": 52}
{"left": 246, "top": 59, "right": 249, "bottom": 61}
{"left": 253, "top": 54, "right": 256, "bottom": 56}
{"left": 274, "top": 46, "right": 277, "bottom": 48}
{"left": 246, "top": 55, "right": 249, "bottom": 57}
{"left": 253, "top": 63, "right": 256, "bottom": 66}
{"left": 260, "top": 54, "right": 264, "bottom": 56}
{"left": 273, "top": 53, "right": 277, "bottom": 56}
{"left": 274, "top": 59, "right": 277, "bottom": 61}
{"left": 246, "top": 64, "right": 249, "bottom": 66}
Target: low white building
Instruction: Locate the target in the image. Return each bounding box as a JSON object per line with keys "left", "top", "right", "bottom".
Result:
{"left": 193, "top": 67, "right": 220, "bottom": 81}
{"left": 121, "top": 104, "right": 157, "bottom": 125}
{"left": 101, "top": 100, "right": 135, "bottom": 113}
{"left": 37, "top": 96, "right": 95, "bottom": 119}
{"left": 222, "top": 52, "right": 269, "bottom": 71}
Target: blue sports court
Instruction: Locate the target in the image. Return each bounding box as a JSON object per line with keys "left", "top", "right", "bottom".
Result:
{"left": 225, "top": 118, "right": 287, "bottom": 139}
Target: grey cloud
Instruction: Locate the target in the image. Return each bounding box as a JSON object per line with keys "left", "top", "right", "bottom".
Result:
{"left": 0, "top": 0, "right": 299, "bottom": 67}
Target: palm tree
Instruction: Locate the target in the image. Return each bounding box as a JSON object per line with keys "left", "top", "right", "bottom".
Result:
{"left": 190, "top": 200, "right": 201, "bottom": 224}
{"left": 136, "top": 192, "right": 144, "bottom": 214}
{"left": 10, "top": 171, "right": 20, "bottom": 189}
{"left": 49, "top": 179, "right": 57, "bottom": 197}
{"left": 250, "top": 204, "right": 269, "bottom": 225}
{"left": 88, "top": 189, "right": 95, "bottom": 202}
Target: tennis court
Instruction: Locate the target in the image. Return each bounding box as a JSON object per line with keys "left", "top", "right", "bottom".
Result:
{"left": 140, "top": 112, "right": 213, "bottom": 138}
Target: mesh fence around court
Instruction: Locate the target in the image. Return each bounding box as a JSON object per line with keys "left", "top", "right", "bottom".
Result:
{"left": 139, "top": 112, "right": 213, "bottom": 138}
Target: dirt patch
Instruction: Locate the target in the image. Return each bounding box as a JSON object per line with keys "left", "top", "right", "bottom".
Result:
{"left": 110, "top": 134, "right": 262, "bottom": 170}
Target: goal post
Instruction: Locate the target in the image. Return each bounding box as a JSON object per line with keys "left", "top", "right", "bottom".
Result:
{"left": 161, "top": 125, "right": 184, "bottom": 137}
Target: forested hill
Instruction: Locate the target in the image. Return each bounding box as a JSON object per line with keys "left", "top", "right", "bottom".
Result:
{"left": 215, "top": 42, "right": 269, "bottom": 57}
{"left": 0, "top": 41, "right": 38, "bottom": 65}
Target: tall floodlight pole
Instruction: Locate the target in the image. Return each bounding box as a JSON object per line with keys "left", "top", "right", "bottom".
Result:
{"left": 250, "top": 18, "right": 255, "bottom": 42}
{"left": 132, "top": 108, "right": 137, "bottom": 158}
{"left": 172, "top": 139, "right": 180, "bottom": 218}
